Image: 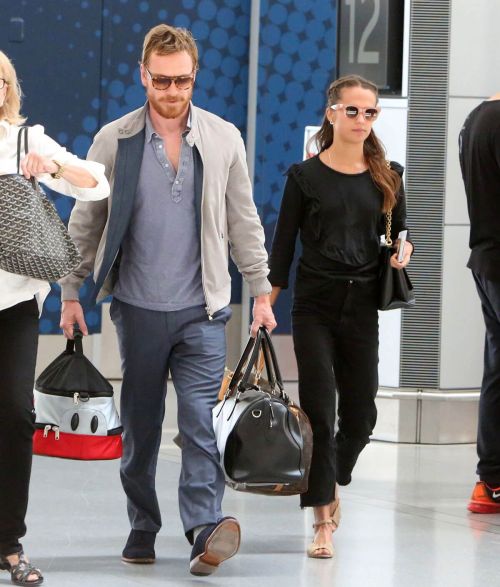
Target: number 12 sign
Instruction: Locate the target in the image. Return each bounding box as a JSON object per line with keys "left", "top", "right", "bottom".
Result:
{"left": 337, "top": 0, "right": 405, "bottom": 94}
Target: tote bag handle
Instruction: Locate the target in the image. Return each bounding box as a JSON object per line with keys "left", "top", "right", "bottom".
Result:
{"left": 16, "top": 126, "right": 41, "bottom": 193}
{"left": 65, "top": 326, "right": 84, "bottom": 356}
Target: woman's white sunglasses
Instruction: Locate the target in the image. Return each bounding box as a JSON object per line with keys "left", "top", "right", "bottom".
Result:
{"left": 330, "top": 104, "right": 380, "bottom": 120}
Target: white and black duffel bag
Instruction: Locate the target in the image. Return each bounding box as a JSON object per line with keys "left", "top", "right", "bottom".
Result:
{"left": 213, "top": 327, "right": 312, "bottom": 496}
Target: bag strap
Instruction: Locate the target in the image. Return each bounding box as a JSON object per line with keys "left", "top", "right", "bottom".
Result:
{"left": 260, "top": 335, "right": 277, "bottom": 390}
{"left": 261, "top": 330, "right": 289, "bottom": 403}
{"left": 238, "top": 328, "right": 265, "bottom": 391}
{"left": 16, "top": 126, "right": 39, "bottom": 191}
{"left": 239, "top": 327, "right": 286, "bottom": 399}
{"left": 260, "top": 327, "right": 285, "bottom": 395}
{"left": 385, "top": 209, "right": 393, "bottom": 247}
{"left": 16, "top": 126, "right": 28, "bottom": 174}
{"left": 226, "top": 327, "right": 286, "bottom": 398}
{"left": 65, "top": 326, "right": 84, "bottom": 356}
{"left": 225, "top": 330, "right": 261, "bottom": 395}
{"left": 384, "top": 160, "right": 393, "bottom": 247}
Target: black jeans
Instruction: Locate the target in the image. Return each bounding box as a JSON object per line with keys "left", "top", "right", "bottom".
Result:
{"left": 0, "top": 298, "right": 39, "bottom": 555}
{"left": 473, "top": 272, "right": 500, "bottom": 485}
{"left": 292, "top": 279, "right": 379, "bottom": 507}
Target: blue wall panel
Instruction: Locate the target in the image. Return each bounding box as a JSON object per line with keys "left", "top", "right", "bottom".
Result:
{"left": 1, "top": 1, "right": 337, "bottom": 335}
{"left": 100, "top": 0, "right": 251, "bottom": 135}
{"left": 254, "top": 0, "right": 337, "bottom": 334}
{"left": 1, "top": 0, "right": 252, "bottom": 333}
{"left": 0, "top": 0, "right": 105, "bottom": 333}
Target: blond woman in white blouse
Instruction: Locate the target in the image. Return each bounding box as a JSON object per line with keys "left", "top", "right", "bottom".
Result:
{"left": 0, "top": 51, "right": 109, "bottom": 586}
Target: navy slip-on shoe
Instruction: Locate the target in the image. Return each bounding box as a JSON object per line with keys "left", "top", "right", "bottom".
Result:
{"left": 189, "top": 517, "right": 241, "bottom": 576}
{"left": 121, "top": 529, "right": 156, "bottom": 564}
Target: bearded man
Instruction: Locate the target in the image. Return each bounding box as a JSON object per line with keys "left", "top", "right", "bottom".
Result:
{"left": 59, "top": 23, "right": 275, "bottom": 576}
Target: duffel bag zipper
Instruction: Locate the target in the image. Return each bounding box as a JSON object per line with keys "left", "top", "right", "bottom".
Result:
{"left": 35, "top": 387, "right": 112, "bottom": 398}
{"left": 43, "top": 424, "right": 60, "bottom": 440}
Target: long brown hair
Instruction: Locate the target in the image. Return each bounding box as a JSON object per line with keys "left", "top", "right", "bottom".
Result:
{"left": 311, "top": 74, "right": 401, "bottom": 212}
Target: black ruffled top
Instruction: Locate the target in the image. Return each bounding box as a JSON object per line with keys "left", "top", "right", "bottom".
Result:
{"left": 268, "top": 155, "right": 409, "bottom": 296}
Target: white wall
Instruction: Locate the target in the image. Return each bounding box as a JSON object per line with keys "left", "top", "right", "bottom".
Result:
{"left": 439, "top": 0, "right": 500, "bottom": 389}
{"left": 448, "top": 0, "right": 500, "bottom": 99}
{"left": 376, "top": 97, "right": 408, "bottom": 388}
{"left": 440, "top": 226, "right": 484, "bottom": 389}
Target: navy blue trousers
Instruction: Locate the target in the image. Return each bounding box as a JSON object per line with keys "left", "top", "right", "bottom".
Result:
{"left": 110, "top": 299, "right": 230, "bottom": 543}
{"left": 473, "top": 272, "right": 500, "bottom": 485}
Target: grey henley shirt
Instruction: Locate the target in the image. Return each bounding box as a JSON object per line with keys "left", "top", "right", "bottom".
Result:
{"left": 113, "top": 108, "right": 205, "bottom": 311}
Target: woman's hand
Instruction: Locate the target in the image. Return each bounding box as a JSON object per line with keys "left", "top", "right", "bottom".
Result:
{"left": 390, "top": 240, "right": 413, "bottom": 270}
{"left": 20, "top": 151, "right": 99, "bottom": 187}
{"left": 20, "top": 152, "right": 59, "bottom": 179}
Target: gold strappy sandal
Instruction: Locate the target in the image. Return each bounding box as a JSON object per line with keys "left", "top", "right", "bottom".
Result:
{"left": 307, "top": 490, "right": 341, "bottom": 559}
{"left": 307, "top": 518, "right": 336, "bottom": 558}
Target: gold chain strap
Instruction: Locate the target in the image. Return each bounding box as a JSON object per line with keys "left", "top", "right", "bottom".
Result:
{"left": 385, "top": 209, "right": 392, "bottom": 246}
{"left": 385, "top": 160, "right": 392, "bottom": 246}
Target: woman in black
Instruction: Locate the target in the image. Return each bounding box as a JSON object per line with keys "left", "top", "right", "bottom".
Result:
{"left": 269, "top": 75, "right": 413, "bottom": 558}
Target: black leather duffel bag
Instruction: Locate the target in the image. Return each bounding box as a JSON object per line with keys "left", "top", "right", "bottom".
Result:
{"left": 212, "top": 327, "right": 312, "bottom": 496}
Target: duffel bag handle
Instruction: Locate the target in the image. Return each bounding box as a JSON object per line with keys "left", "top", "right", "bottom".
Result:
{"left": 65, "top": 325, "right": 84, "bottom": 356}
{"left": 238, "top": 327, "right": 286, "bottom": 399}
{"left": 238, "top": 328, "right": 266, "bottom": 392}
{"left": 225, "top": 329, "right": 263, "bottom": 396}
{"left": 260, "top": 327, "right": 285, "bottom": 395}
{"left": 226, "top": 327, "right": 286, "bottom": 397}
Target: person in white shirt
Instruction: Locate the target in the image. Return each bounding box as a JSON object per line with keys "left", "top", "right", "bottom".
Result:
{"left": 0, "top": 51, "right": 109, "bottom": 586}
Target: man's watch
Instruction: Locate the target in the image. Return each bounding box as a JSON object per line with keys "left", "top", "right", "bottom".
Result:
{"left": 50, "top": 160, "right": 65, "bottom": 179}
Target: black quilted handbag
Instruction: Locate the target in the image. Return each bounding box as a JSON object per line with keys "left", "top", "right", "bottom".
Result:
{"left": 378, "top": 209, "right": 415, "bottom": 311}
{"left": 213, "top": 327, "right": 313, "bottom": 496}
{"left": 0, "top": 127, "right": 82, "bottom": 282}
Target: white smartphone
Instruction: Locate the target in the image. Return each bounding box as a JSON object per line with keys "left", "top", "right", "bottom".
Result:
{"left": 397, "top": 230, "right": 408, "bottom": 262}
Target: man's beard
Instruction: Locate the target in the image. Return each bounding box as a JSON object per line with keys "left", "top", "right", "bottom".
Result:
{"left": 147, "top": 88, "right": 192, "bottom": 120}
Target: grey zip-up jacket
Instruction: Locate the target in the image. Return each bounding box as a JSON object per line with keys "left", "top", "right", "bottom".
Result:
{"left": 59, "top": 103, "right": 271, "bottom": 315}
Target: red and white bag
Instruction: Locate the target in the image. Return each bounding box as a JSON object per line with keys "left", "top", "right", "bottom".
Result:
{"left": 33, "top": 330, "right": 122, "bottom": 460}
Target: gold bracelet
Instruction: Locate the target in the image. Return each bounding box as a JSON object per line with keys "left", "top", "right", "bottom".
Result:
{"left": 50, "top": 160, "right": 65, "bottom": 179}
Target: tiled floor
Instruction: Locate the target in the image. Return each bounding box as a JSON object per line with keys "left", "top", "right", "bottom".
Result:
{"left": 13, "top": 386, "right": 500, "bottom": 587}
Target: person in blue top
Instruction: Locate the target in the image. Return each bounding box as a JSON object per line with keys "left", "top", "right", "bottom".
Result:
{"left": 60, "top": 24, "right": 276, "bottom": 576}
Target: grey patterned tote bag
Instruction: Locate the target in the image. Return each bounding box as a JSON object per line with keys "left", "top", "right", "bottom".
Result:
{"left": 0, "top": 127, "right": 82, "bottom": 282}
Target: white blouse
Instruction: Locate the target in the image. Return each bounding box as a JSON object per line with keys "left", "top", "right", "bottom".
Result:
{"left": 0, "top": 120, "right": 109, "bottom": 313}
